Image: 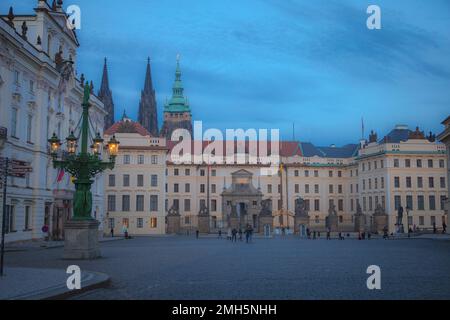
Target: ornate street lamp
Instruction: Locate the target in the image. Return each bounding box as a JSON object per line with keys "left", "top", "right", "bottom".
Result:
{"left": 48, "top": 84, "right": 118, "bottom": 221}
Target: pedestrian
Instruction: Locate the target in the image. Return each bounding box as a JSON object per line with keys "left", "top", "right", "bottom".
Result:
{"left": 358, "top": 232, "right": 362, "bottom": 240}
{"left": 232, "top": 228, "right": 237, "bottom": 242}
{"left": 196, "top": 230, "right": 199, "bottom": 239}
{"left": 338, "top": 232, "right": 342, "bottom": 240}
{"left": 122, "top": 225, "right": 128, "bottom": 239}
{"left": 326, "top": 228, "right": 331, "bottom": 240}
{"left": 249, "top": 225, "right": 254, "bottom": 243}
{"left": 218, "top": 229, "right": 222, "bottom": 239}
{"left": 306, "top": 228, "right": 311, "bottom": 239}
{"left": 368, "top": 232, "right": 371, "bottom": 240}
{"left": 443, "top": 222, "right": 447, "bottom": 234}
{"left": 317, "top": 231, "right": 320, "bottom": 239}
{"left": 433, "top": 222, "right": 437, "bottom": 234}
{"left": 227, "top": 228, "right": 232, "bottom": 241}
{"left": 313, "top": 231, "right": 316, "bottom": 240}
{"left": 245, "top": 226, "right": 251, "bottom": 243}
{"left": 238, "top": 229, "right": 243, "bottom": 241}
{"left": 110, "top": 227, "right": 114, "bottom": 238}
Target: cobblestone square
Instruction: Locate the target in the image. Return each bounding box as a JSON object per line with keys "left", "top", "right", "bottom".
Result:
{"left": 4, "top": 236, "right": 450, "bottom": 300}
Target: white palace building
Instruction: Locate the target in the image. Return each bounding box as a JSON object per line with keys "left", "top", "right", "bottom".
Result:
{"left": 0, "top": 1, "right": 106, "bottom": 243}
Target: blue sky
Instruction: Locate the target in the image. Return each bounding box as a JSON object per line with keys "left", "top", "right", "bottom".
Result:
{"left": 3, "top": 0, "right": 450, "bottom": 145}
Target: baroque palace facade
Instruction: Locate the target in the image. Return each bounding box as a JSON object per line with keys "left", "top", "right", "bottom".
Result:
{"left": 0, "top": 1, "right": 106, "bottom": 243}
{"left": 101, "top": 54, "right": 448, "bottom": 236}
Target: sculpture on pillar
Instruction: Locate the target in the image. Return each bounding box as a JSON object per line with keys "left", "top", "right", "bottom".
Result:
{"left": 295, "top": 197, "right": 308, "bottom": 217}
{"left": 260, "top": 199, "right": 272, "bottom": 216}
{"left": 167, "top": 205, "right": 180, "bottom": 216}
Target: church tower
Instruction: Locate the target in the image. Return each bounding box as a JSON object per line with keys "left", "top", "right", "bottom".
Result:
{"left": 138, "top": 58, "right": 159, "bottom": 136}
{"left": 160, "top": 56, "right": 193, "bottom": 140}
{"left": 98, "top": 58, "right": 115, "bottom": 130}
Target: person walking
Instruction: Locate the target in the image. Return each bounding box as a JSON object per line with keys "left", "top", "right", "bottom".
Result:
{"left": 232, "top": 228, "right": 237, "bottom": 242}
{"left": 227, "top": 228, "right": 232, "bottom": 240}
{"left": 306, "top": 228, "right": 311, "bottom": 240}
{"left": 218, "top": 229, "right": 222, "bottom": 239}
{"left": 433, "top": 222, "right": 437, "bottom": 234}
{"left": 238, "top": 229, "right": 243, "bottom": 241}
{"left": 196, "top": 230, "right": 200, "bottom": 239}
{"left": 443, "top": 222, "right": 447, "bottom": 234}
{"left": 313, "top": 230, "right": 316, "bottom": 240}
{"left": 326, "top": 228, "right": 331, "bottom": 240}
{"left": 110, "top": 227, "right": 114, "bottom": 238}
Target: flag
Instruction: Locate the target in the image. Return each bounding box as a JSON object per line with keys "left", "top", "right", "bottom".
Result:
{"left": 57, "top": 169, "right": 65, "bottom": 183}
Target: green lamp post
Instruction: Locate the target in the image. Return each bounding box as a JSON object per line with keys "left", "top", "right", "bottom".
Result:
{"left": 48, "top": 83, "right": 119, "bottom": 221}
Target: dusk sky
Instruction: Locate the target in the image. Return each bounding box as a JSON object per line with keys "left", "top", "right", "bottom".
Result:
{"left": 3, "top": 0, "right": 450, "bottom": 145}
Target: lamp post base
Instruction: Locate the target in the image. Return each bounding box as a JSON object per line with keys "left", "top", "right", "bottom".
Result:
{"left": 63, "top": 219, "right": 100, "bottom": 260}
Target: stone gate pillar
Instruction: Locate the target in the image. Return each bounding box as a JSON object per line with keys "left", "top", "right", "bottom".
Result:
{"left": 166, "top": 206, "right": 181, "bottom": 234}
{"left": 354, "top": 203, "right": 366, "bottom": 233}
{"left": 198, "top": 204, "right": 210, "bottom": 234}
{"left": 372, "top": 204, "right": 388, "bottom": 234}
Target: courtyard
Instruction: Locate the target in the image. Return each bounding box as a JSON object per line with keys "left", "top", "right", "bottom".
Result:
{"left": 3, "top": 236, "right": 450, "bottom": 300}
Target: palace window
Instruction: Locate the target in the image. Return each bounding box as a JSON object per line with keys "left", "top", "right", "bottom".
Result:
{"left": 305, "top": 170, "right": 309, "bottom": 177}
{"left": 417, "top": 196, "right": 425, "bottom": 210}
{"left": 417, "top": 177, "right": 423, "bottom": 188}
{"left": 174, "top": 184, "right": 179, "bottom": 193}
{"left": 151, "top": 155, "right": 158, "bottom": 164}
{"left": 108, "top": 174, "right": 115, "bottom": 187}
{"left": 138, "top": 155, "right": 144, "bottom": 164}
{"left": 107, "top": 195, "right": 116, "bottom": 211}
{"left": 212, "top": 184, "right": 216, "bottom": 194}
{"left": 151, "top": 175, "right": 158, "bottom": 187}
{"left": 429, "top": 177, "right": 434, "bottom": 188}
{"left": 417, "top": 159, "right": 422, "bottom": 168}
{"left": 429, "top": 196, "right": 436, "bottom": 211}
{"left": 11, "top": 108, "right": 18, "bottom": 138}
{"left": 440, "top": 177, "right": 446, "bottom": 189}
{"left": 394, "top": 159, "right": 399, "bottom": 168}
{"left": 439, "top": 160, "right": 445, "bottom": 168}
{"left": 405, "top": 159, "right": 411, "bottom": 168}
{"left": 136, "top": 195, "right": 144, "bottom": 211}
{"left": 24, "top": 206, "right": 31, "bottom": 231}
{"left": 122, "top": 195, "right": 130, "bottom": 212}
{"left": 295, "top": 184, "right": 299, "bottom": 194}
{"left": 184, "top": 199, "right": 191, "bottom": 212}
{"left": 406, "top": 177, "right": 412, "bottom": 188}
{"left": 123, "top": 155, "right": 130, "bottom": 164}
{"left": 185, "top": 169, "right": 190, "bottom": 176}
{"left": 137, "top": 218, "right": 144, "bottom": 228}
{"left": 406, "top": 196, "right": 413, "bottom": 210}
{"left": 211, "top": 200, "right": 217, "bottom": 212}
{"left": 185, "top": 183, "right": 190, "bottom": 193}
{"left": 200, "top": 184, "right": 205, "bottom": 193}
{"left": 150, "top": 218, "right": 157, "bottom": 228}
{"left": 150, "top": 195, "right": 158, "bottom": 211}
{"left": 26, "top": 114, "right": 33, "bottom": 143}
{"left": 123, "top": 174, "right": 130, "bottom": 187}
{"left": 394, "top": 177, "right": 400, "bottom": 188}
{"left": 428, "top": 159, "right": 434, "bottom": 168}
{"left": 394, "top": 196, "right": 401, "bottom": 210}
{"left": 137, "top": 175, "right": 144, "bottom": 187}
{"left": 304, "top": 184, "right": 309, "bottom": 194}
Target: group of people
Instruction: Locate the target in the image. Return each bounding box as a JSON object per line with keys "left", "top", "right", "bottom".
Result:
{"left": 218, "top": 225, "right": 254, "bottom": 243}
{"left": 305, "top": 227, "right": 374, "bottom": 240}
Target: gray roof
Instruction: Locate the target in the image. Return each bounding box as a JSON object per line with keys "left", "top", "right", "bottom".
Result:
{"left": 300, "top": 142, "right": 359, "bottom": 158}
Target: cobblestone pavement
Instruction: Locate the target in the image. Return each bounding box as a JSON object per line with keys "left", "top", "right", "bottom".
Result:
{"left": 4, "top": 236, "right": 450, "bottom": 300}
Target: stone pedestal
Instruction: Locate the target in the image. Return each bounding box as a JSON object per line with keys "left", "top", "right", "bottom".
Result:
{"left": 327, "top": 214, "right": 338, "bottom": 232}
{"left": 63, "top": 219, "right": 100, "bottom": 260}
{"left": 198, "top": 214, "right": 210, "bottom": 234}
{"left": 258, "top": 215, "right": 273, "bottom": 234}
{"left": 354, "top": 214, "right": 366, "bottom": 233}
{"left": 167, "top": 214, "right": 181, "bottom": 234}
{"left": 294, "top": 215, "right": 310, "bottom": 235}
{"left": 229, "top": 216, "right": 240, "bottom": 230}
{"left": 372, "top": 214, "right": 388, "bottom": 233}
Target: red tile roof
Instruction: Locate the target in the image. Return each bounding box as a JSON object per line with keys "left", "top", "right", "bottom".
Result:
{"left": 105, "top": 119, "right": 151, "bottom": 137}
{"left": 166, "top": 140, "right": 303, "bottom": 157}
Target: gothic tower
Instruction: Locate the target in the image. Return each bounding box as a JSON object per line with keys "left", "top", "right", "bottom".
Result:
{"left": 98, "top": 58, "right": 115, "bottom": 130}
{"left": 138, "top": 58, "right": 159, "bottom": 136}
{"left": 160, "top": 56, "right": 193, "bottom": 140}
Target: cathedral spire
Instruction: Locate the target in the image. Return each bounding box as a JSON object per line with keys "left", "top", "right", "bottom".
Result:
{"left": 98, "top": 57, "right": 115, "bottom": 130}
{"left": 138, "top": 58, "right": 158, "bottom": 136}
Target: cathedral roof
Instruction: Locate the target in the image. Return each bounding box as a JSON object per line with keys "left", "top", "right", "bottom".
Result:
{"left": 105, "top": 116, "right": 151, "bottom": 137}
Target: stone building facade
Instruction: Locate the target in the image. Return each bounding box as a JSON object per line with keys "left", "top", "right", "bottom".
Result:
{"left": 0, "top": 1, "right": 106, "bottom": 243}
